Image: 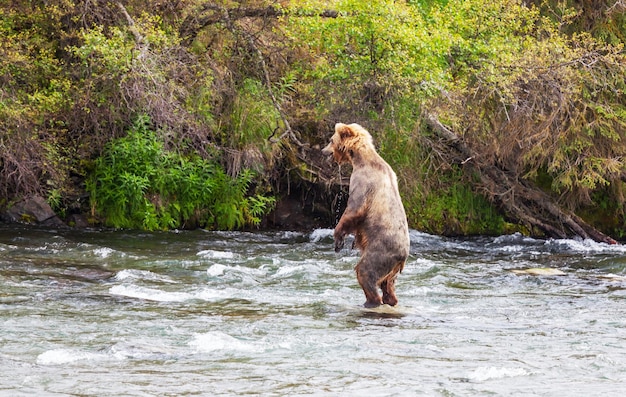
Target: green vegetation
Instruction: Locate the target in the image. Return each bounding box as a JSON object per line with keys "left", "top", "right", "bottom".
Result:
{"left": 87, "top": 115, "right": 274, "bottom": 230}
{"left": 281, "top": 0, "right": 626, "bottom": 237}
{"left": 2, "top": 0, "right": 626, "bottom": 236}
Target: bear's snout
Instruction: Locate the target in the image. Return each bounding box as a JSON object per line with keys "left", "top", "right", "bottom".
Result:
{"left": 321, "top": 143, "right": 333, "bottom": 156}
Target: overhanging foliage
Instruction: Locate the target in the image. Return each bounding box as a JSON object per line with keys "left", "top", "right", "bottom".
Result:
{"left": 2, "top": 0, "right": 626, "bottom": 237}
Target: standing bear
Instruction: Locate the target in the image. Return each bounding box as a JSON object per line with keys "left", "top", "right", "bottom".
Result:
{"left": 322, "top": 123, "right": 410, "bottom": 308}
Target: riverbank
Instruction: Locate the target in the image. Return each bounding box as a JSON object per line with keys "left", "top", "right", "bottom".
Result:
{"left": 0, "top": 193, "right": 331, "bottom": 232}
{"left": 3, "top": 1, "right": 626, "bottom": 241}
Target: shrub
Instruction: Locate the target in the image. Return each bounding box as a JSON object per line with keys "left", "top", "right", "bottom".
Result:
{"left": 86, "top": 115, "right": 275, "bottom": 230}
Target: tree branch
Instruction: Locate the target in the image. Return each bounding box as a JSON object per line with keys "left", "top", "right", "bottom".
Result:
{"left": 180, "top": 5, "right": 338, "bottom": 47}
{"left": 116, "top": 2, "right": 145, "bottom": 48}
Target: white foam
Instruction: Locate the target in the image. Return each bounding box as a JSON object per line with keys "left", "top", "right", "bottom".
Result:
{"left": 28, "top": 245, "right": 60, "bottom": 254}
{"left": 493, "top": 233, "right": 539, "bottom": 245}
{"left": 36, "top": 349, "right": 105, "bottom": 365}
{"left": 0, "top": 243, "right": 17, "bottom": 251}
{"left": 207, "top": 263, "right": 227, "bottom": 277}
{"left": 546, "top": 238, "right": 626, "bottom": 253}
{"left": 109, "top": 285, "right": 221, "bottom": 302}
{"left": 108, "top": 341, "right": 177, "bottom": 360}
{"left": 310, "top": 227, "right": 436, "bottom": 245}
{"left": 197, "top": 249, "right": 236, "bottom": 259}
{"left": 309, "top": 228, "right": 334, "bottom": 242}
{"left": 189, "top": 331, "right": 259, "bottom": 353}
{"left": 274, "top": 264, "right": 306, "bottom": 277}
{"left": 409, "top": 229, "right": 438, "bottom": 243}
{"left": 228, "top": 264, "right": 268, "bottom": 278}
{"left": 467, "top": 366, "right": 529, "bottom": 382}
{"left": 406, "top": 257, "right": 440, "bottom": 270}
{"left": 272, "top": 259, "right": 347, "bottom": 279}
{"left": 195, "top": 288, "right": 225, "bottom": 300}
{"left": 93, "top": 247, "right": 116, "bottom": 258}
{"left": 279, "top": 231, "right": 303, "bottom": 239}
{"left": 114, "top": 269, "right": 176, "bottom": 283}
{"left": 110, "top": 285, "right": 191, "bottom": 302}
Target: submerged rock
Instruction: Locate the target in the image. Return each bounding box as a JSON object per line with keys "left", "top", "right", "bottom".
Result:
{"left": 511, "top": 268, "right": 566, "bottom": 276}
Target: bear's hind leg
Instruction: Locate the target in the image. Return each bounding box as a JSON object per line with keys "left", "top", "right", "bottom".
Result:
{"left": 380, "top": 277, "right": 398, "bottom": 306}
{"left": 381, "top": 261, "right": 404, "bottom": 306}
{"left": 355, "top": 262, "right": 383, "bottom": 308}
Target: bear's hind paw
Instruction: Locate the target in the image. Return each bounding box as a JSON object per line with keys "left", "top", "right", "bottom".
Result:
{"left": 363, "top": 300, "right": 382, "bottom": 309}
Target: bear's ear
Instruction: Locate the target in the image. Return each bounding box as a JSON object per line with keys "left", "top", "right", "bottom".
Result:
{"left": 335, "top": 123, "right": 356, "bottom": 140}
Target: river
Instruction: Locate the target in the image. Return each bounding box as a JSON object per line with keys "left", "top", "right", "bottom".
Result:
{"left": 1, "top": 225, "right": 626, "bottom": 396}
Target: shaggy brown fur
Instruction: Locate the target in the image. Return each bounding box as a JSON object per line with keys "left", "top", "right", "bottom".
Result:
{"left": 322, "top": 123, "right": 410, "bottom": 308}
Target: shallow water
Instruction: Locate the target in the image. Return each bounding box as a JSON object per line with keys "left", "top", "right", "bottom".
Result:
{"left": 1, "top": 225, "right": 626, "bottom": 396}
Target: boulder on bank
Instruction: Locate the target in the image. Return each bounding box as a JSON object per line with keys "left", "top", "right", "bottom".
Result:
{"left": 1, "top": 196, "right": 66, "bottom": 227}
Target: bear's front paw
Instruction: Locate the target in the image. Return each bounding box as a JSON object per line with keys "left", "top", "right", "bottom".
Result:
{"left": 334, "top": 237, "right": 345, "bottom": 252}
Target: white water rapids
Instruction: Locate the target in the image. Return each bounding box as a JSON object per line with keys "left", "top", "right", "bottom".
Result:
{"left": 1, "top": 225, "right": 626, "bottom": 396}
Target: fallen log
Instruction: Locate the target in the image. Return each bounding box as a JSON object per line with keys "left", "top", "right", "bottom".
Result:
{"left": 424, "top": 113, "right": 618, "bottom": 244}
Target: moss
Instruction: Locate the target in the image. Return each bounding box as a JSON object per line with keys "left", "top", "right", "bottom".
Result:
{"left": 579, "top": 185, "right": 626, "bottom": 239}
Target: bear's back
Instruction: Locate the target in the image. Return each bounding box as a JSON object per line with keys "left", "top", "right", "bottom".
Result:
{"left": 351, "top": 155, "right": 409, "bottom": 254}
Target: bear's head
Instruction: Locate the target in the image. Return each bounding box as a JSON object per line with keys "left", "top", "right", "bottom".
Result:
{"left": 322, "top": 123, "right": 374, "bottom": 164}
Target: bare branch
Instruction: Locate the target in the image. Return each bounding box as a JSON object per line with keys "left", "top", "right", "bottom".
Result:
{"left": 116, "top": 2, "right": 145, "bottom": 48}
{"left": 606, "top": 0, "right": 626, "bottom": 16}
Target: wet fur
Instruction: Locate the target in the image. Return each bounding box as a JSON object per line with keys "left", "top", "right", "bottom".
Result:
{"left": 322, "top": 123, "right": 410, "bottom": 308}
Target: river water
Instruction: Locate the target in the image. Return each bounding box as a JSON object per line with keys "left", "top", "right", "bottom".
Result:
{"left": 1, "top": 225, "right": 626, "bottom": 396}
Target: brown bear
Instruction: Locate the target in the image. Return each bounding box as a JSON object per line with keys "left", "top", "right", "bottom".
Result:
{"left": 322, "top": 123, "right": 410, "bottom": 308}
